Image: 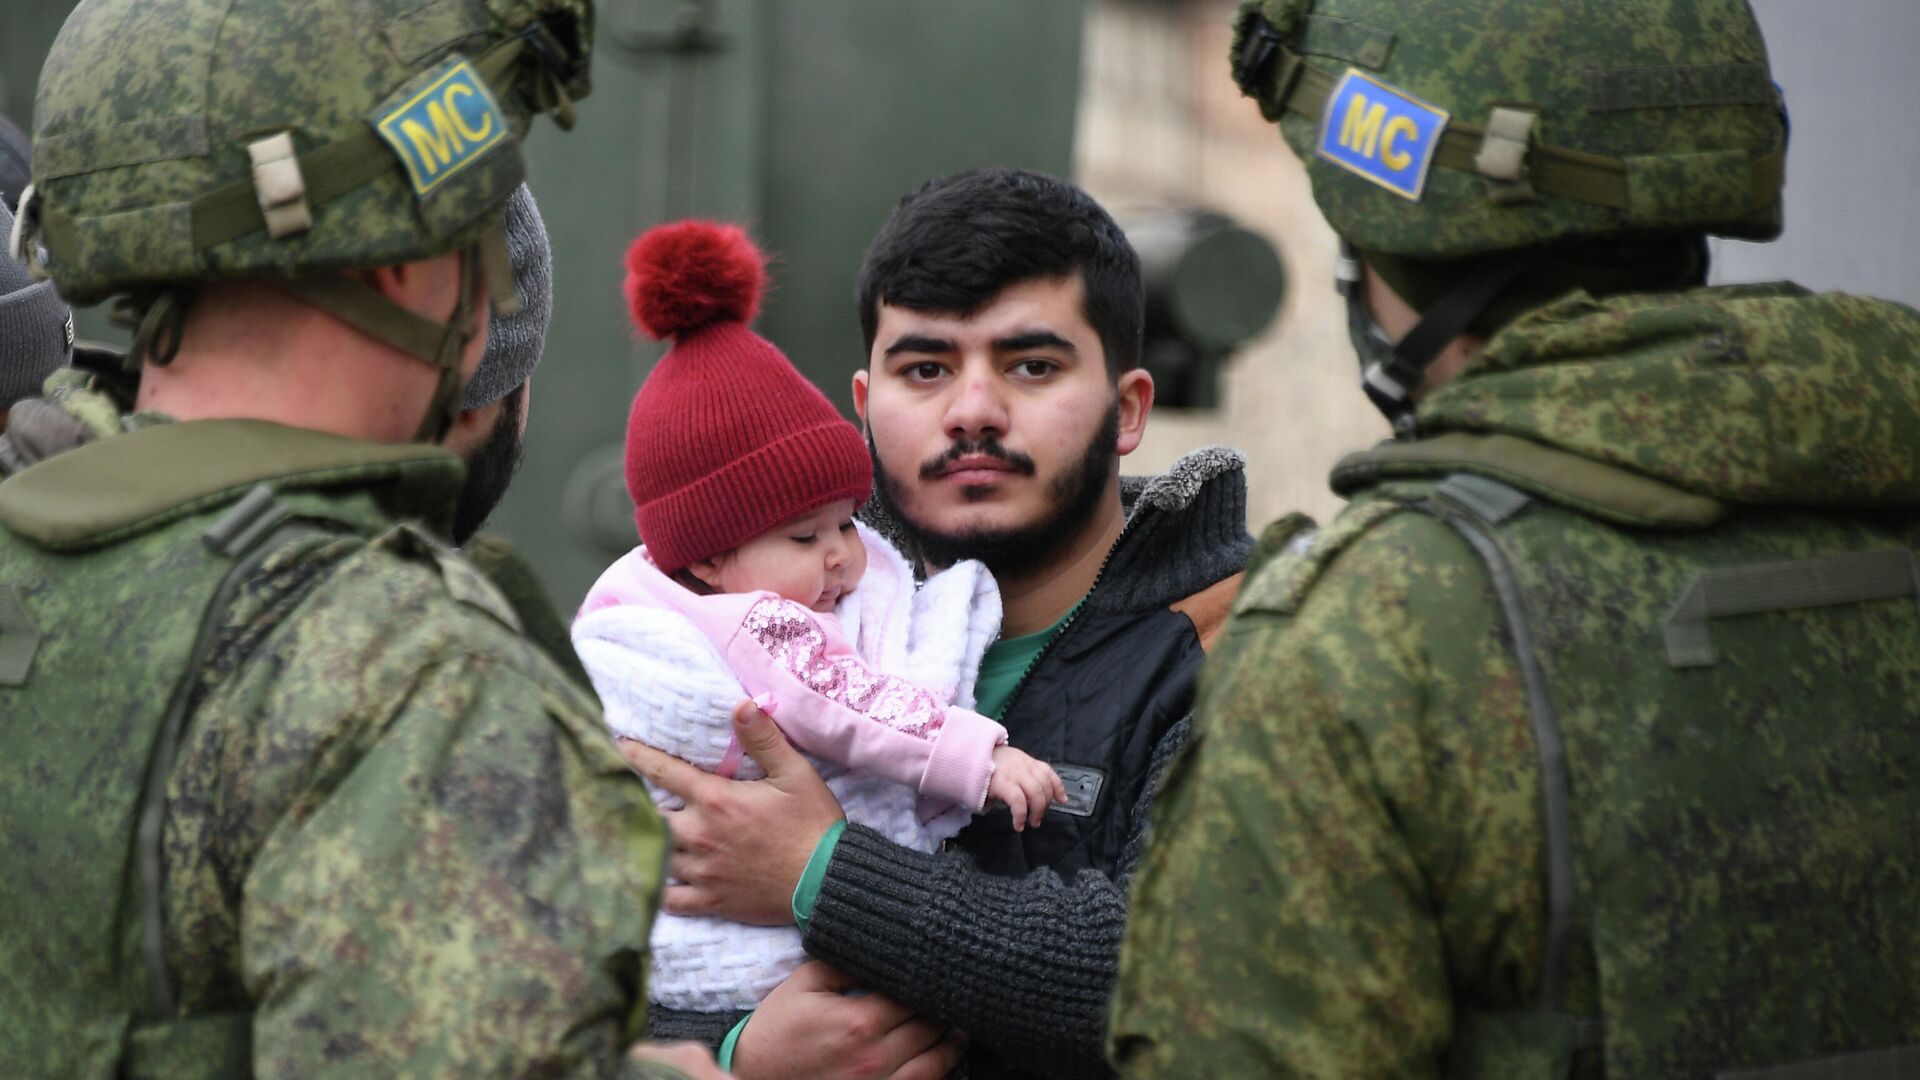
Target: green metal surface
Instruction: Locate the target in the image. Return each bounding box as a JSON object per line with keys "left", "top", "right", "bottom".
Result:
{"left": 500, "top": 0, "right": 1088, "bottom": 604}
{"left": 6, "top": 0, "right": 1085, "bottom": 608}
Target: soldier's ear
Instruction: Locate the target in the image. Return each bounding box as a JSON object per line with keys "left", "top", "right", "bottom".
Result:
{"left": 349, "top": 252, "right": 464, "bottom": 319}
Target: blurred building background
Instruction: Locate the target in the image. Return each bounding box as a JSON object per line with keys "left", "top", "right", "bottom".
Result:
{"left": 1075, "top": 0, "right": 1382, "bottom": 534}
{"left": 1079, "top": 0, "right": 1920, "bottom": 536}
{"left": 3, "top": 0, "right": 1916, "bottom": 605}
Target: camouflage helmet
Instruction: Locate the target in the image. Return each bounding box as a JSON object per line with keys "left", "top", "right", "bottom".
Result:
{"left": 20, "top": 0, "right": 591, "bottom": 304}
{"left": 14, "top": 0, "right": 592, "bottom": 440}
{"left": 1230, "top": 0, "right": 1787, "bottom": 260}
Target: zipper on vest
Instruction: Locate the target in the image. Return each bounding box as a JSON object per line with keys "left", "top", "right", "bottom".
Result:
{"left": 994, "top": 511, "right": 1140, "bottom": 726}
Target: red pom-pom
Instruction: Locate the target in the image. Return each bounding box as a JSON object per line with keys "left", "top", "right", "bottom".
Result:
{"left": 624, "top": 220, "right": 766, "bottom": 340}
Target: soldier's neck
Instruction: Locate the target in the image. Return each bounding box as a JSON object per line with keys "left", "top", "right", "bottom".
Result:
{"left": 139, "top": 289, "right": 442, "bottom": 444}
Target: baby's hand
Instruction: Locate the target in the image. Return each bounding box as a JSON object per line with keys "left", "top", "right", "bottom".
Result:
{"left": 988, "top": 745, "right": 1067, "bottom": 832}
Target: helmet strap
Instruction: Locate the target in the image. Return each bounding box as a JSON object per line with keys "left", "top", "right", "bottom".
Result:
{"left": 273, "top": 241, "right": 483, "bottom": 444}
{"left": 1339, "top": 243, "right": 1542, "bottom": 439}
{"left": 111, "top": 287, "right": 194, "bottom": 370}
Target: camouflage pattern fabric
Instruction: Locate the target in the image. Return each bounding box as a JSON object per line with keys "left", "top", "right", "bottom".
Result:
{"left": 0, "top": 419, "right": 668, "bottom": 1078}
{"left": 1110, "top": 285, "right": 1920, "bottom": 1077}
{"left": 26, "top": 0, "right": 592, "bottom": 304}
{"left": 1228, "top": 0, "right": 1784, "bottom": 258}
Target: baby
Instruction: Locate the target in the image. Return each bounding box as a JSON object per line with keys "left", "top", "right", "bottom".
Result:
{"left": 572, "top": 221, "right": 1062, "bottom": 1015}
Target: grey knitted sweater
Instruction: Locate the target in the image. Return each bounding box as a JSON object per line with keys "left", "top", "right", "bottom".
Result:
{"left": 650, "top": 446, "right": 1254, "bottom": 1079}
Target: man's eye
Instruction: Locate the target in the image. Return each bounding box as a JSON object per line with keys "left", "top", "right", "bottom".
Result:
{"left": 902, "top": 362, "right": 945, "bottom": 382}
{"left": 1012, "top": 359, "right": 1057, "bottom": 378}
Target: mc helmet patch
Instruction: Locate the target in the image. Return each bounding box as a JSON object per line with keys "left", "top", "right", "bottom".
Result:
{"left": 1316, "top": 68, "right": 1450, "bottom": 201}
{"left": 374, "top": 58, "right": 511, "bottom": 198}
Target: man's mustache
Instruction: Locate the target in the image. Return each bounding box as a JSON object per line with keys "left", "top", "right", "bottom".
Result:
{"left": 918, "top": 437, "right": 1037, "bottom": 481}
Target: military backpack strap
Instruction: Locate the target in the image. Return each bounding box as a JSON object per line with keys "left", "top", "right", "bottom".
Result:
{"left": 0, "top": 582, "right": 39, "bottom": 686}
{"left": 128, "top": 484, "right": 331, "bottom": 1077}
{"left": 123, "top": 1013, "right": 253, "bottom": 1080}
{"left": 1415, "top": 474, "right": 1604, "bottom": 1070}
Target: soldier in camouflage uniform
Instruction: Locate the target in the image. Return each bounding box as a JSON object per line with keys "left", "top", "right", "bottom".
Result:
{"left": 0, "top": 1, "right": 716, "bottom": 1076}
{"left": 1111, "top": 1, "right": 1920, "bottom": 1077}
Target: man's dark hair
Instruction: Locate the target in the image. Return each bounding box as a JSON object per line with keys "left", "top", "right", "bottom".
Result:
{"left": 856, "top": 168, "right": 1144, "bottom": 376}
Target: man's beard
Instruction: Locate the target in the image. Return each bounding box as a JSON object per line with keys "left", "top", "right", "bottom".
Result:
{"left": 872, "top": 405, "right": 1119, "bottom": 583}
{"left": 451, "top": 387, "right": 527, "bottom": 546}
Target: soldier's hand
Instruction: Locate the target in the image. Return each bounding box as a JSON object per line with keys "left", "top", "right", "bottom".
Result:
{"left": 628, "top": 1040, "right": 728, "bottom": 1079}
{"left": 620, "top": 698, "right": 844, "bottom": 926}
{"left": 729, "top": 961, "right": 966, "bottom": 1080}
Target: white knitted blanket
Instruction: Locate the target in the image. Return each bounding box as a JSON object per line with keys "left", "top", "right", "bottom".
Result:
{"left": 573, "top": 523, "right": 999, "bottom": 1012}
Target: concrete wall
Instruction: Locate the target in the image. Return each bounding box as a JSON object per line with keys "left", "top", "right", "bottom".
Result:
{"left": 1078, "top": 0, "right": 1920, "bottom": 536}
{"left": 1712, "top": 0, "right": 1920, "bottom": 306}
{"left": 1077, "top": 0, "right": 1383, "bottom": 534}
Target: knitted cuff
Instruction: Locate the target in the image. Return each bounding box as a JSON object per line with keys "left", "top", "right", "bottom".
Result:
{"left": 645, "top": 1003, "right": 750, "bottom": 1052}
{"left": 791, "top": 819, "right": 845, "bottom": 929}
{"left": 800, "top": 824, "right": 942, "bottom": 990}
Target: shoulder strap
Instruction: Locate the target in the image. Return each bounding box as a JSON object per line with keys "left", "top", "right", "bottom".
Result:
{"left": 1417, "top": 475, "right": 1603, "bottom": 1058}
{"left": 1424, "top": 476, "right": 1578, "bottom": 1011}
{"left": 138, "top": 485, "right": 328, "bottom": 1018}
{"left": 1231, "top": 502, "right": 1400, "bottom": 618}
{"left": 375, "top": 522, "right": 523, "bottom": 634}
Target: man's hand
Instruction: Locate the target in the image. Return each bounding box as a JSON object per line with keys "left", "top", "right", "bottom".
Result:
{"left": 620, "top": 699, "right": 844, "bottom": 925}
{"left": 730, "top": 961, "right": 966, "bottom": 1080}
{"left": 629, "top": 1040, "right": 729, "bottom": 1078}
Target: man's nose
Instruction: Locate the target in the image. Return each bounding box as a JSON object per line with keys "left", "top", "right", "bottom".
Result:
{"left": 942, "top": 366, "right": 1009, "bottom": 441}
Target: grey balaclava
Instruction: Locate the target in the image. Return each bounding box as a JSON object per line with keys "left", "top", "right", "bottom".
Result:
{"left": 462, "top": 183, "right": 552, "bottom": 408}
{"left": 0, "top": 200, "right": 73, "bottom": 409}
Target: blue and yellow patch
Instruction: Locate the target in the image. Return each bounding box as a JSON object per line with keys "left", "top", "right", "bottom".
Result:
{"left": 1315, "top": 68, "right": 1450, "bottom": 201}
{"left": 374, "top": 58, "right": 509, "bottom": 198}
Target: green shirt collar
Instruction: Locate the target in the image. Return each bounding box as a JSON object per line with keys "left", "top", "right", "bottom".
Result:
{"left": 974, "top": 602, "right": 1082, "bottom": 722}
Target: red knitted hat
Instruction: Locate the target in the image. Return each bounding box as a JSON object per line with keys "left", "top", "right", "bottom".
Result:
{"left": 622, "top": 220, "right": 872, "bottom": 573}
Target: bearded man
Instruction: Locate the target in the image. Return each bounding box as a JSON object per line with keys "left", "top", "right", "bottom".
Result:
{"left": 624, "top": 167, "right": 1254, "bottom": 1080}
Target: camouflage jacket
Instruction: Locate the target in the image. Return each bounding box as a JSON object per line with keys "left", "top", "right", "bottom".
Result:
{"left": 1109, "top": 284, "right": 1920, "bottom": 1078}
{"left": 0, "top": 419, "right": 675, "bottom": 1078}
{"left": 0, "top": 376, "right": 593, "bottom": 690}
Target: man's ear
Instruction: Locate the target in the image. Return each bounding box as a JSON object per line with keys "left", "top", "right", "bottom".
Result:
{"left": 348, "top": 252, "right": 462, "bottom": 317}
{"left": 350, "top": 263, "right": 410, "bottom": 305}
{"left": 440, "top": 395, "right": 503, "bottom": 453}
{"left": 851, "top": 368, "right": 870, "bottom": 428}
{"left": 1115, "top": 368, "right": 1154, "bottom": 457}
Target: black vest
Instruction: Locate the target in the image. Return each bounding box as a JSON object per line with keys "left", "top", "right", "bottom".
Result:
{"left": 954, "top": 605, "right": 1205, "bottom": 880}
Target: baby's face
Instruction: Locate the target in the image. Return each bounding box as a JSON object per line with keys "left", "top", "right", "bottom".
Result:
{"left": 705, "top": 499, "right": 867, "bottom": 612}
